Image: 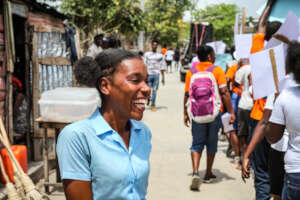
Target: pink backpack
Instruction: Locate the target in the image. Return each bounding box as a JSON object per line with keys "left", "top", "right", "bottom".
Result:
{"left": 186, "top": 65, "right": 221, "bottom": 123}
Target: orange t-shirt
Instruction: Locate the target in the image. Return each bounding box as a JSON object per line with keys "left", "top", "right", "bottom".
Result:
{"left": 185, "top": 62, "right": 227, "bottom": 92}
{"left": 225, "top": 64, "right": 242, "bottom": 96}
{"left": 250, "top": 33, "right": 266, "bottom": 121}
{"left": 161, "top": 48, "right": 167, "bottom": 55}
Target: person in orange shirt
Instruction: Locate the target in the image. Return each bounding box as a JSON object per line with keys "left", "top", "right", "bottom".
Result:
{"left": 184, "top": 45, "right": 235, "bottom": 190}
{"left": 241, "top": 0, "right": 282, "bottom": 200}
{"left": 161, "top": 44, "right": 168, "bottom": 55}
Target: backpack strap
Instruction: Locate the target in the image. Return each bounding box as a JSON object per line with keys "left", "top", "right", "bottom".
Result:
{"left": 191, "top": 65, "right": 216, "bottom": 74}
{"left": 206, "top": 65, "right": 216, "bottom": 73}
{"left": 190, "top": 65, "right": 199, "bottom": 74}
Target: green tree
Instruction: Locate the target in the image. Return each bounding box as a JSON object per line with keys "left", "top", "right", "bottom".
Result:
{"left": 145, "top": 0, "right": 191, "bottom": 46}
{"left": 59, "top": 0, "right": 145, "bottom": 38}
{"left": 193, "top": 3, "right": 239, "bottom": 45}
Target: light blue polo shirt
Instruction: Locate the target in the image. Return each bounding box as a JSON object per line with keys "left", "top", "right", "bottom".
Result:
{"left": 57, "top": 108, "right": 152, "bottom": 200}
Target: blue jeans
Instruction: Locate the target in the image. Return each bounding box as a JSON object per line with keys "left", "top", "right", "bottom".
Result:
{"left": 249, "top": 119, "right": 271, "bottom": 200}
{"left": 190, "top": 114, "right": 221, "bottom": 153}
{"left": 231, "top": 92, "right": 240, "bottom": 130}
{"left": 148, "top": 74, "right": 160, "bottom": 106}
{"left": 282, "top": 173, "right": 300, "bottom": 200}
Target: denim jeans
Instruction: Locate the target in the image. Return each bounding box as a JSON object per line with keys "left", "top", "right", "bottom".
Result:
{"left": 148, "top": 74, "right": 160, "bottom": 106}
{"left": 190, "top": 114, "right": 221, "bottom": 153}
{"left": 231, "top": 92, "right": 240, "bottom": 130}
{"left": 282, "top": 173, "right": 300, "bottom": 200}
{"left": 249, "top": 119, "right": 271, "bottom": 200}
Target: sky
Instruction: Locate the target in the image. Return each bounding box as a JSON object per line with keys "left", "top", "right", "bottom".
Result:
{"left": 183, "top": 0, "right": 265, "bottom": 22}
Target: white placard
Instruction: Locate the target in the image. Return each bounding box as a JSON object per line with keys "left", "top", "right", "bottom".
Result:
{"left": 206, "top": 41, "right": 226, "bottom": 54}
{"left": 234, "top": 34, "right": 253, "bottom": 59}
{"left": 250, "top": 44, "right": 286, "bottom": 100}
{"left": 265, "top": 11, "right": 299, "bottom": 50}
{"left": 221, "top": 113, "right": 234, "bottom": 133}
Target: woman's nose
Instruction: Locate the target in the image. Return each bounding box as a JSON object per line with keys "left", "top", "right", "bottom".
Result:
{"left": 141, "top": 81, "right": 151, "bottom": 96}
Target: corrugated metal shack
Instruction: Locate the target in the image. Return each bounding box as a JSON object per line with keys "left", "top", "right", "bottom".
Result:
{"left": 0, "top": 0, "right": 74, "bottom": 160}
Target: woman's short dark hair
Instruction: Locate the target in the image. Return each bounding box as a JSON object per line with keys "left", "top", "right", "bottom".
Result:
{"left": 74, "top": 56, "right": 99, "bottom": 87}
{"left": 197, "top": 45, "right": 214, "bottom": 61}
{"left": 265, "top": 21, "right": 282, "bottom": 41}
{"left": 286, "top": 41, "right": 300, "bottom": 84}
{"left": 74, "top": 50, "right": 141, "bottom": 97}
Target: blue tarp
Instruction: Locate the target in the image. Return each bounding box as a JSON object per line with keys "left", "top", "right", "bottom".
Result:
{"left": 257, "top": 0, "right": 300, "bottom": 22}
{"left": 214, "top": 54, "right": 233, "bottom": 71}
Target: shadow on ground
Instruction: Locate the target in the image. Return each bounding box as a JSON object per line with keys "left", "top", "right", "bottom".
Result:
{"left": 188, "top": 168, "right": 235, "bottom": 184}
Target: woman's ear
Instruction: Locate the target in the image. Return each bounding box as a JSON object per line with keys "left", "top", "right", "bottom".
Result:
{"left": 98, "top": 77, "right": 111, "bottom": 96}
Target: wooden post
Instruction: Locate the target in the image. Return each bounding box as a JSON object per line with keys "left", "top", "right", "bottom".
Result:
{"left": 269, "top": 49, "right": 280, "bottom": 93}
{"left": 25, "top": 23, "right": 32, "bottom": 160}
{"left": 242, "top": 8, "right": 247, "bottom": 34}
{"left": 3, "top": 0, "right": 14, "bottom": 143}
{"left": 32, "top": 32, "right": 39, "bottom": 134}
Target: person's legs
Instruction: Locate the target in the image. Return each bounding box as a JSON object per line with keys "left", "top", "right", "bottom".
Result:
{"left": 231, "top": 93, "right": 241, "bottom": 165}
{"left": 285, "top": 173, "right": 300, "bottom": 200}
{"left": 268, "top": 148, "right": 285, "bottom": 200}
{"left": 191, "top": 152, "right": 202, "bottom": 173}
{"left": 150, "top": 74, "right": 160, "bottom": 109}
{"left": 190, "top": 120, "right": 207, "bottom": 173}
{"left": 238, "top": 109, "right": 251, "bottom": 160}
{"left": 249, "top": 119, "right": 271, "bottom": 200}
{"left": 175, "top": 61, "right": 178, "bottom": 71}
{"left": 190, "top": 120, "right": 207, "bottom": 190}
{"left": 205, "top": 114, "right": 221, "bottom": 180}
{"left": 230, "top": 130, "right": 240, "bottom": 159}
{"left": 147, "top": 75, "right": 154, "bottom": 106}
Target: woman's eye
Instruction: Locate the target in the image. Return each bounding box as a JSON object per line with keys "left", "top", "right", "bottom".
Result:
{"left": 131, "top": 79, "right": 140, "bottom": 83}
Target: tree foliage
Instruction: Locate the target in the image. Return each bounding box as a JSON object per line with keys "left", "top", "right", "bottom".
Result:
{"left": 145, "top": 0, "right": 191, "bottom": 46}
{"left": 59, "top": 0, "right": 145, "bottom": 38}
{"left": 193, "top": 3, "right": 239, "bottom": 46}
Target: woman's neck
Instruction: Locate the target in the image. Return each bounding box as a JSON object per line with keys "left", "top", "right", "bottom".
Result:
{"left": 100, "top": 107, "right": 130, "bottom": 137}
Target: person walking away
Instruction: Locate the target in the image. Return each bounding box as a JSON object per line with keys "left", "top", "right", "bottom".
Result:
{"left": 165, "top": 48, "right": 175, "bottom": 73}
{"left": 86, "top": 34, "right": 104, "bottom": 58}
{"left": 57, "top": 50, "right": 152, "bottom": 200}
{"left": 225, "top": 60, "right": 243, "bottom": 167}
{"left": 246, "top": 0, "right": 281, "bottom": 199}
{"left": 144, "top": 41, "right": 166, "bottom": 111}
{"left": 234, "top": 59, "right": 253, "bottom": 159}
{"left": 174, "top": 47, "right": 180, "bottom": 71}
{"left": 234, "top": 58, "right": 253, "bottom": 169}
{"left": 184, "top": 45, "right": 235, "bottom": 190}
{"left": 265, "top": 42, "right": 300, "bottom": 200}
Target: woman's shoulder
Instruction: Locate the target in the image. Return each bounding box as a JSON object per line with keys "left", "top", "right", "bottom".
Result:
{"left": 59, "top": 118, "right": 93, "bottom": 142}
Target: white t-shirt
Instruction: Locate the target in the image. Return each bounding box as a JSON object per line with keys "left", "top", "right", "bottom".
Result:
{"left": 265, "top": 75, "right": 296, "bottom": 152}
{"left": 144, "top": 51, "right": 166, "bottom": 75}
{"left": 269, "top": 86, "right": 300, "bottom": 173}
{"left": 265, "top": 94, "right": 289, "bottom": 152}
{"left": 235, "top": 65, "right": 253, "bottom": 110}
{"left": 86, "top": 43, "right": 103, "bottom": 58}
{"left": 165, "top": 50, "right": 175, "bottom": 61}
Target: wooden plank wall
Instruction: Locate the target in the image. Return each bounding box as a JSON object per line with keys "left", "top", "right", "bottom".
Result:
{"left": 0, "top": 7, "right": 7, "bottom": 121}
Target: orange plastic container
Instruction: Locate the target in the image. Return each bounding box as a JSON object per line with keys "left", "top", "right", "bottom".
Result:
{"left": 0, "top": 145, "right": 28, "bottom": 183}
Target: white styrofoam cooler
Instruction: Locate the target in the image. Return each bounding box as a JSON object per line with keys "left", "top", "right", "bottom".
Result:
{"left": 38, "top": 87, "right": 101, "bottom": 122}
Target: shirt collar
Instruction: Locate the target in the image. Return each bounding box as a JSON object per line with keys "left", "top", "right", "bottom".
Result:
{"left": 89, "top": 108, "right": 142, "bottom": 136}
{"left": 197, "top": 61, "right": 213, "bottom": 69}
